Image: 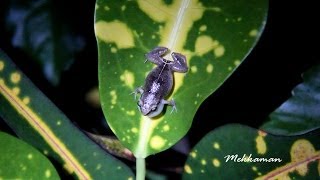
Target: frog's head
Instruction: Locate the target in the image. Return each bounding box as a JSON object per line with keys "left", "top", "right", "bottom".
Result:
{"left": 138, "top": 94, "right": 163, "bottom": 117}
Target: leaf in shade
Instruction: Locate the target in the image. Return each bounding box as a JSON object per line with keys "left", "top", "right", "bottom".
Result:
{"left": 0, "top": 131, "right": 60, "bottom": 180}
{"left": 95, "top": 0, "right": 268, "bottom": 158}
{"left": 261, "top": 63, "right": 320, "bottom": 135}
{"left": 183, "top": 124, "right": 320, "bottom": 179}
{"left": 0, "top": 50, "right": 134, "bottom": 179}
{"left": 5, "top": 0, "right": 85, "bottom": 85}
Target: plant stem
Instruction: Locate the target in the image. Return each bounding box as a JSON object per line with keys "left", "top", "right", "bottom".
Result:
{"left": 136, "top": 157, "right": 146, "bottom": 180}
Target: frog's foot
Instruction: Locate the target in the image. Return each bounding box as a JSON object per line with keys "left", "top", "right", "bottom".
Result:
{"left": 145, "top": 47, "right": 168, "bottom": 65}
{"left": 170, "top": 52, "right": 188, "bottom": 73}
{"left": 162, "top": 99, "right": 177, "bottom": 114}
{"left": 131, "top": 87, "right": 143, "bottom": 100}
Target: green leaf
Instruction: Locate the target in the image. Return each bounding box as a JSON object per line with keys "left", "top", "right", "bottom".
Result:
{"left": 95, "top": 0, "right": 268, "bottom": 157}
{"left": 183, "top": 124, "right": 320, "bottom": 179}
{"left": 6, "top": 0, "right": 84, "bottom": 85}
{"left": 261, "top": 63, "right": 320, "bottom": 135}
{"left": 0, "top": 50, "right": 134, "bottom": 179}
{"left": 0, "top": 132, "right": 60, "bottom": 179}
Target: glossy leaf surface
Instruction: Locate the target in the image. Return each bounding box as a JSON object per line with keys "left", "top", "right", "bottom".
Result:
{"left": 183, "top": 124, "right": 320, "bottom": 179}
{"left": 262, "top": 63, "right": 320, "bottom": 135}
{"left": 96, "top": 0, "right": 268, "bottom": 157}
{"left": 0, "top": 50, "right": 134, "bottom": 179}
{"left": 5, "top": 0, "right": 84, "bottom": 85}
{"left": 0, "top": 132, "right": 59, "bottom": 179}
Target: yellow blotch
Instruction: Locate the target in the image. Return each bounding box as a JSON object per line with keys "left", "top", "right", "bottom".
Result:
{"left": 184, "top": 164, "right": 193, "bottom": 174}
{"left": 22, "top": 96, "right": 30, "bottom": 105}
{"left": 255, "top": 135, "right": 267, "bottom": 155}
{"left": 201, "top": 159, "right": 207, "bottom": 165}
{"left": 199, "top": 25, "right": 207, "bottom": 32}
{"left": 212, "top": 158, "right": 220, "bottom": 167}
{"left": 252, "top": 166, "right": 257, "bottom": 171}
{"left": 128, "top": 177, "right": 134, "bottom": 180}
{"left": 214, "top": 45, "right": 225, "bottom": 58}
{"left": 195, "top": 35, "right": 219, "bottom": 56}
{"left": 27, "top": 153, "right": 33, "bottom": 159}
{"left": 126, "top": 110, "right": 135, "bottom": 116}
{"left": 104, "top": 6, "right": 110, "bottom": 11}
{"left": 96, "top": 164, "right": 102, "bottom": 170}
{"left": 249, "top": 29, "right": 258, "bottom": 37}
{"left": 290, "top": 139, "right": 316, "bottom": 176}
{"left": 150, "top": 135, "right": 166, "bottom": 150}
{"left": 0, "top": 60, "right": 4, "bottom": 71}
{"left": 12, "top": 87, "right": 20, "bottom": 95}
{"left": 163, "top": 124, "right": 170, "bottom": 132}
{"left": 111, "top": 47, "right": 117, "bottom": 53}
{"left": 191, "top": 66, "right": 197, "bottom": 73}
{"left": 213, "top": 142, "right": 220, "bottom": 150}
{"left": 190, "top": 151, "right": 197, "bottom": 158}
{"left": 11, "top": 72, "right": 21, "bottom": 84}
{"left": 131, "top": 127, "right": 138, "bottom": 133}
{"left": 121, "top": 5, "right": 126, "bottom": 11}
{"left": 56, "top": 121, "right": 62, "bottom": 126}
{"left": 120, "top": 70, "right": 135, "bottom": 89}
{"left": 95, "top": 20, "right": 134, "bottom": 49}
{"left": 110, "top": 90, "right": 117, "bottom": 105}
{"left": 234, "top": 59, "right": 241, "bottom": 66}
{"left": 206, "top": 64, "right": 213, "bottom": 73}
{"left": 45, "top": 169, "right": 51, "bottom": 178}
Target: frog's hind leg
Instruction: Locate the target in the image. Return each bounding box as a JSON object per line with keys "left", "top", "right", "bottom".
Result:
{"left": 145, "top": 47, "right": 168, "bottom": 65}
{"left": 131, "top": 87, "right": 144, "bottom": 100}
{"left": 170, "top": 52, "right": 188, "bottom": 73}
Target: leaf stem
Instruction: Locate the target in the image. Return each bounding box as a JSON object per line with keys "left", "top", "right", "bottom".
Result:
{"left": 136, "top": 157, "right": 146, "bottom": 180}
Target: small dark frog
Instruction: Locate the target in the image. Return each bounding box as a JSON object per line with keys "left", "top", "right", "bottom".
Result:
{"left": 133, "top": 47, "right": 188, "bottom": 117}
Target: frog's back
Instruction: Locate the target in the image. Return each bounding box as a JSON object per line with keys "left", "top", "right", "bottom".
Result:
{"left": 144, "top": 64, "right": 173, "bottom": 98}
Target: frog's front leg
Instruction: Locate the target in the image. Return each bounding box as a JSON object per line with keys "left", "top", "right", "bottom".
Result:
{"left": 131, "top": 87, "right": 144, "bottom": 100}
{"left": 145, "top": 46, "right": 168, "bottom": 65}
{"left": 146, "top": 98, "right": 177, "bottom": 118}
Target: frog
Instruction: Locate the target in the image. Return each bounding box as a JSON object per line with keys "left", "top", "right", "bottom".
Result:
{"left": 133, "top": 46, "right": 188, "bottom": 118}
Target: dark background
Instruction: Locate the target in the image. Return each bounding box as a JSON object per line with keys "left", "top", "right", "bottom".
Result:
{"left": 0, "top": 0, "right": 318, "bottom": 178}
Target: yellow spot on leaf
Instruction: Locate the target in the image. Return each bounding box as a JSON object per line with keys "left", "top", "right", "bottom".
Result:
{"left": 121, "top": 5, "right": 126, "bottom": 11}
{"left": 12, "top": 87, "right": 20, "bottom": 95}
{"left": 111, "top": 47, "right": 117, "bottom": 53}
{"left": 150, "top": 135, "right": 166, "bottom": 150}
{"left": 22, "top": 96, "right": 30, "bottom": 105}
{"left": 104, "top": 6, "right": 110, "bottom": 11}
{"left": 213, "top": 142, "right": 220, "bottom": 150}
{"left": 191, "top": 66, "right": 197, "bottom": 73}
{"left": 190, "top": 151, "right": 197, "bottom": 158}
{"left": 184, "top": 164, "right": 193, "bottom": 174}
{"left": 206, "top": 64, "right": 213, "bottom": 73}
{"left": 234, "top": 59, "right": 241, "bottom": 66}
{"left": 95, "top": 20, "right": 134, "bottom": 49}
{"left": 195, "top": 35, "right": 219, "bottom": 56}
{"left": 163, "top": 125, "right": 170, "bottom": 132}
{"left": 56, "top": 121, "right": 62, "bottom": 126}
{"left": 120, "top": 70, "right": 135, "bottom": 89}
{"left": 291, "top": 139, "right": 316, "bottom": 176}
{"left": 131, "top": 127, "right": 138, "bottom": 133}
{"left": 128, "top": 177, "right": 133, "bottom": 180}
{"left": 45, "top": 169, "right": 51, "bottom": 178}
{"left": 110, "top": 90, "right": 117, "bottom": 105}
{"left": 252, "top": 166, "right": 257, "bottom": 171}
{"left": 201, "top": 159, "right": 207, "bottom": 165}
{"left": 27, "top": 153, "right": 33, "bottom": 159}
{"left": 96, "top": 164, "right": 102, "bottom": 170}
{"left": 126, "top": 110, "right": 135, "bottom": 116}
{"left": 214, "top": 45, "right": 225, "bottom": 57}
{"left": 255, "top": 135, "right": 267, "bottom": 155}
{"left": 199, "top": 25, "right": 207, "bottom": 32}
{"left": 212, "top": 158, "right": 220, "bottom": 167}
{"left": 11, "top": 72, "right": 21, "bottom": 84}
{"left": 249, "top": 29, "right": 258, "bottom": 37}
{"left": 0, "top": 60, "right": 4, "bottom": 71}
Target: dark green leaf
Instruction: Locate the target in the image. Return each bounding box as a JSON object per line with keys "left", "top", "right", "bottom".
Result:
{"left": 96, "top": 0, "right": 268, "bottom": 158}
{"left": 0, "top": 131, "right": 59, "bottom": 180}
{"left": 183, "top": 124, "right": 320, "bottom": 179}
{"left": 6, "top": 0, "right": 84, "bottom": 85}
{"left": 261, "top": 63, "right": 320, "bottom": 135}
{"left": 0, "top": 49, "right": 134, "bottom": 179}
